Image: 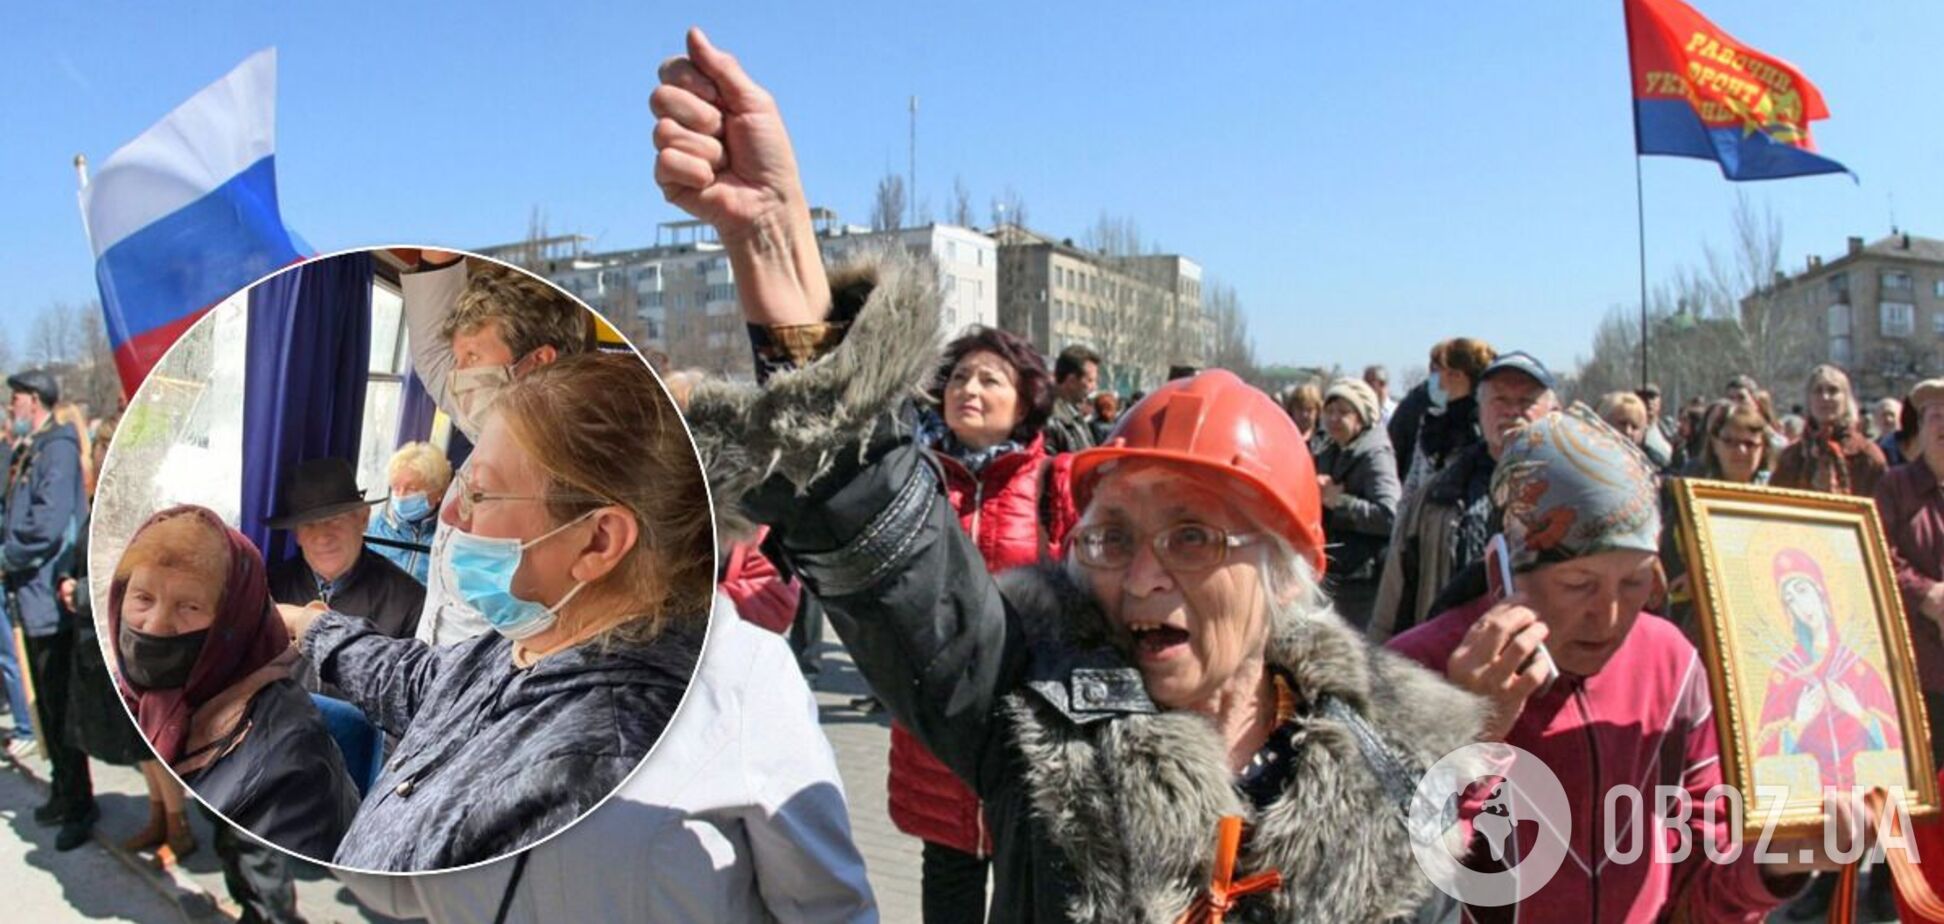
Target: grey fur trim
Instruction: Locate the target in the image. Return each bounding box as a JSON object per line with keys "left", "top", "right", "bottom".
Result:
{"left": 685, "top": 252, "right": 941, "bottom": 537}
{"left": 999, "top": 564, "right": 1488, "bottom": 922}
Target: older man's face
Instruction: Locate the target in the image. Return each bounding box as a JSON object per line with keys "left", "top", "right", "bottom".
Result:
{"left": 1481, "top": 373, "right": 1556, "bottom": 459}
{"left": 295, "top": 508, "right": 369, "bottom": 582}
{"left": 1875, "top": 400, "right": 1902, "bottom": 435}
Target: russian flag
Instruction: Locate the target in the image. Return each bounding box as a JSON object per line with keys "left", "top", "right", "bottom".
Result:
{"left": 78, "top": 48, "right": 307, "bottom": 396}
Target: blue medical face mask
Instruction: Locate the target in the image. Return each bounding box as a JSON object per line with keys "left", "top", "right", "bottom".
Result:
{"left": 393, "top": 492, "right": 433, "bottom": 523}
{"left": 1428, "top": 373, "right": 1449, "bottom": 410}
{"left": 10, "top": 418, "right": 28, "bottom": 438}
{"left": 442, "top": 510, "right": 597, "bottom": 641}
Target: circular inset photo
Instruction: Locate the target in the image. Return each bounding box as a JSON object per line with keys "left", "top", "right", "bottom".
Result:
{"left": 89, "top": 247, "right": 716, "bottom": 873}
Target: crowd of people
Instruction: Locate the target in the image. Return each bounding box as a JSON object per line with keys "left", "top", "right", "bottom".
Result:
{"left": 4, "top": 26, "right": 1944, "bottom": 924}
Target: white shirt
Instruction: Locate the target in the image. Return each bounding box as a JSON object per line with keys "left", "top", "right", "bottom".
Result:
{"left": 400, "top": 261, "right": 491, "bottom": 648}
{"left": 335, "top": 595, "right": 878, "bottom": 923}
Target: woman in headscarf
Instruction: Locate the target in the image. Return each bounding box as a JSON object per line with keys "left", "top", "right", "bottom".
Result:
{"left": 1389, "top": 407, "right": 1871, "bottom": 920}
{"left": 281, "top": 351, "right": 714, "bottom": 872}
{"left": 661, "top": 30, "right": 1482, "bottom": 920}
{"left": 1313, "top": 377, "right": 1401, "bottom": 631}
{"left": 111, "top": 505, "right": 358, "bottom": 860}
{"left": 63, "top": 419, "right": 196, "bottom": 859}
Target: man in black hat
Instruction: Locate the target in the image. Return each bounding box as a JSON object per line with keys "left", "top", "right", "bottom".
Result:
{"left": 4, "top": 368, "right": 95, "bottom": 849}
{"left": 1372, "top": 351, "right": 1560, "bottom": 642}
{"left": 265, "top": 458, "right": 424, "bottom": 640}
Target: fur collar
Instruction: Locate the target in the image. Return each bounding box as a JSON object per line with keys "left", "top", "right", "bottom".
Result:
{"left": 686, "top": 253, "right": 942, "bottom": 545}
{"left": 999, "top": 564, "right": 1485, "bottom": 922}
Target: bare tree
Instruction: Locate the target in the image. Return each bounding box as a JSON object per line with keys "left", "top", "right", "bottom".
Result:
{"left": 29, "top": 302, "right": 83, "bottom": 365}
{"left": 1570, "top": 194, "right": 1815, "bottom": 411}
{"left": 989, "top": 186, "right": 1029, "bottom": 231}
{"left": 78, "top": 304, "right": 122, "bottom": 411}
{"left": 1716, "top": 193, "right": 1818, "bottom": 392}
{"left": 1203, "top": 278, "right": 1257, "bottom": 379}
{"left": 950, "top": 176, "right": 974, "bottom": 227}
{"left": 871, "top": 173, "right": 907, "bottom": 232}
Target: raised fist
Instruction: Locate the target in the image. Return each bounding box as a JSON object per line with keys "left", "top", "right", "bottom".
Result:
{"left": 652, "top": 29, "right": 807, "bottom": 244}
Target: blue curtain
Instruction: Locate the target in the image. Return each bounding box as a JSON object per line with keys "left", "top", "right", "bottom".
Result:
{"left": 392, "top": 368, "right": 436, "bottom": 449}
{"left": 240, "top": 252, "right": 374, "bottom": 561}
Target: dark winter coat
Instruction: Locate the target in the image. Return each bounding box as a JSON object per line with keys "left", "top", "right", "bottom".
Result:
{"left": 1386, "top": 381, "right": 1431, "bottom": 484}
{"left": 303, "top": 609, "right": 702, "bottom": 871}
{"left": 181, "top": 676, "right": 361, "bottom": 861}
{"left": 64, "top": 510, "right": 149, "bottom": 765}
{"left": 1313, "top": 424, "right": 1401, "bottom": 584}
{"left": 269, "top": 548, "right": 425, "bottom": 641}
{"left": 889, "top": 433, "right": 1074, "bottom": 856}
{"left": 3, "top": 419, "right": 83, "bottom": 637}
{"left": 685, "top": 254, "right": 1486, "bottom": 922}
{"left": 1043, "top": 399, "right": 1095, "bottom": 455}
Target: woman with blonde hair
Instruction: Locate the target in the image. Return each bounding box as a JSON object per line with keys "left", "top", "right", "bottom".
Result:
{"left": 1597, "top": 391, "right": 1650, "bottom": 447}
{"left": 367, "top": 441, "right": 453, "bottom": 584}
{"left": 1772, "top": 364, "right": 1887, "bottom": 497}
{"left": 282, "top": 351, "right": 716, "bottom": 871}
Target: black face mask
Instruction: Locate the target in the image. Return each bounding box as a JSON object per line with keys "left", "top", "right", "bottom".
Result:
{"left": 118, "top": 622, "right": 208, "bottom": 691}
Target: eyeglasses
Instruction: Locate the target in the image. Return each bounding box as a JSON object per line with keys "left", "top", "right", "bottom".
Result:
{"left": 452, "top": 468, "right": 611, "bottom": 521}
{"left": 1070, "top": 522, "right": 1260, "bottom": 572}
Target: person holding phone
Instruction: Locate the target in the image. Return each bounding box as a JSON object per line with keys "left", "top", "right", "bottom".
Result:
{"left": 1388, "top": 406, "right": 1871, "bottom": 921}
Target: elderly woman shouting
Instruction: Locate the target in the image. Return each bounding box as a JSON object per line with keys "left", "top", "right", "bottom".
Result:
{"left": 281, "top": 352, "right": 714, "bottom": 871}
{"left": 659, "top": 30, "right": 1481, "bottom": 921}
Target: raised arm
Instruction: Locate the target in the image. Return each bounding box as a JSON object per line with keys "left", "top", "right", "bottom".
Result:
{"left": 399, "top": 249, "right": 467, "bottom": 416}
{"left": 658, "top": 30, "right": 1024, "bottom": 787}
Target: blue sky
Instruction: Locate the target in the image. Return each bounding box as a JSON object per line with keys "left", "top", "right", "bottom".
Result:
{"left": 4, "top": 1, "right": 1938, "bottom": 382}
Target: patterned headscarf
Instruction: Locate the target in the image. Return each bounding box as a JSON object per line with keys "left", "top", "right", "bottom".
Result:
{"left": 1491, "top": 404, "right": 1662, "bottom": 571}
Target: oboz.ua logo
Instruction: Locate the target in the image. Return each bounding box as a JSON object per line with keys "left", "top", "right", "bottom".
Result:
{"left": 1408, "top": 743, "right": 1571, "bottom": 906}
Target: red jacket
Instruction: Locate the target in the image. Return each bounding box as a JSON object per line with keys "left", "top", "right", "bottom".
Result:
{"left": 718, "top": 528, "right": 799, "bottom": 635}
{"left": 888, "top": 435, "right": 1075, "bottom": 854}
{"left": 1389, "top": 597, "right": 1794, "bottom": 923}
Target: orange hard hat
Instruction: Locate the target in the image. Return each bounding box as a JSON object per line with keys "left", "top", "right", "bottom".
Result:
{"left": 1069, "top": 369, "right": 1326, "bottom": 572}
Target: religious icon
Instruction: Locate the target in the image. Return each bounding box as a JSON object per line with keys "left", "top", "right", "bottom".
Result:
{"left": 1674, "top": 480, "right": 1938, "bottom": 838}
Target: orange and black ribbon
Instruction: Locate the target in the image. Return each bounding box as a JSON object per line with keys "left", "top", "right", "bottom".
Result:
{"left": 1175, "top": 815, "right": 1284, "bottom": 924}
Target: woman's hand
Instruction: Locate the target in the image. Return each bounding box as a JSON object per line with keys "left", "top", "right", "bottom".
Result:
{"left": 57, "top": 577, "right": 76, "bottom": 613}
{"left": 277, "top": 602, "right": 327, "bottom": 644}
{"left": 653, "top": 28, "right": 829, "bottom": 326}
{"left": 1317, "top": 475, "right": 1344, "bottom": 509}
{"left": 1445, "top": 595, "right": 1552, "bottom": 741}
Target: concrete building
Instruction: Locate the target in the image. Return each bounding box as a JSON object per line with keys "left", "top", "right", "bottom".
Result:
{"left": 1747, "top": 232, "right": 1944, "bottom": 402}
{"left": 994, "top": 226, "right": 1205, "bottom": 393}
{"left": 476, "top": 215, "right": 997, "bottom": 379}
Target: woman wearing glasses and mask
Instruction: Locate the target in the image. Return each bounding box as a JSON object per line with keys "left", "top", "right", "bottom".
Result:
{"left": 662, "top": 29, "right": 1482, "bottom": 920}
{"left": 280, "top": 352, "right": 713, "bottom": 871}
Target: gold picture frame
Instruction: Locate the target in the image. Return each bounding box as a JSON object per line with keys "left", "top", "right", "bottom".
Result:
{"left": 1674, "top": 478, "right": 1939, "bottom": 839}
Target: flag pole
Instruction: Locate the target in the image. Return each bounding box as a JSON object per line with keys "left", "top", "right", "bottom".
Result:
{"left": 1622, "top": 0, "right": 1649, "bottom": 390}
{"left": 1635, "top": 155, "right": 1649, "bottom": 389}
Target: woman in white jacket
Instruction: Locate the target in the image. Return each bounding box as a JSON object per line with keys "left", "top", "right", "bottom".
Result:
{"left": 333, "top": 593, "right": 877, "bottom": 923}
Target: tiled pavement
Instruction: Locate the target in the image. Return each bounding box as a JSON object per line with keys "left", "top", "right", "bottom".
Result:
{"left": 800, "top": 625, "right": 925, "bottom": 924}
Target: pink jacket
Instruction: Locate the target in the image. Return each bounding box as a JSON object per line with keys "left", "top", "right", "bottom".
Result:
{"left": 1389, "top": 597, "right": 1799, "bottom": 923}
